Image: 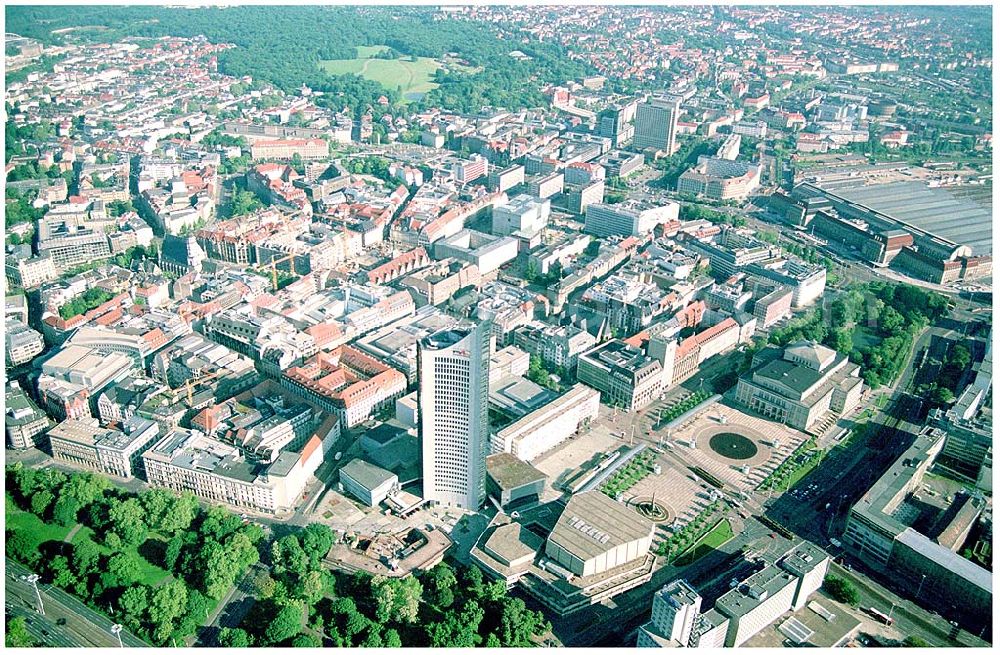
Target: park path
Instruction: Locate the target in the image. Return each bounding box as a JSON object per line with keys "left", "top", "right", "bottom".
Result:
{"left": 64, "top": 523, "right": 83, "bottom": 543}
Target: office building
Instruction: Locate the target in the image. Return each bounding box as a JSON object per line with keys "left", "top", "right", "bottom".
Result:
{"left": 512, "top": 322, "right": 596, "bottom": 373}
{"left": 753, "top": 286, "right": 794, "bottom": 328}
{"left": 491, "top": 384, "right": 600, "bottom": 462}
{"left": 563, "top": 178, "right": 605, "bottom": 215}
{"left": 39, "top": 229, "right": 113, "bottom": 271}
{"left": 637, "top": 541, "right": 830, "bottom": 648}
{"left": 714, "top": 542, "right": 829, "bottom": 647}
{"left": 747, "top": 260, "right": 827, "bottom": 308}
{"left": 5, "top": 319, "right": 45, "bottom": 367}
{"left": 526, "top": 172, "right": 564, "bottom": 199}
{"left": 601, "top": 151, "right": 645, "bottom": 179}
{"left": 488, "top": 164, "right": 526, "bottom": 194}
{"left": 143, "top": 424, "right": 336, "bottom": 514}
{"left": 842, "top": 429, "right": 991, "bottom": 623}
{"left": 637, "top": 580, "right": 702, "bottom": 647}
{"left": 585, "top": 201, "right": 680, "bottom": 238}
{"left": 419, "top": 323, "right": 492, "bottom": 510}
{"left": 577, "top": 340, "right": 663, "bottom": 411}
{"left": 6, "top": 253, "right": 58, "bottom": 289}
{"left": 48, "top": 416, "right": 160, "bottom": 479}
{"left": 598, "top": 103, "right": 637, "bottom": 147}
{"left": 453, "top": 154, "right": 489, "bottom": 184}
{"left": 634, "top": 96, "right": 681, "bottom": 154}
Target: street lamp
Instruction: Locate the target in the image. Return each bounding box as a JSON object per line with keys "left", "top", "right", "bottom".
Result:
{"left": 20, "top": 574, "right": 44, "bottom": 616}
{"left": 916, "top": 573, "right": 927, "bottom": 600}
{"left": 110, "top": 624, "right": 124, "bottom": 648}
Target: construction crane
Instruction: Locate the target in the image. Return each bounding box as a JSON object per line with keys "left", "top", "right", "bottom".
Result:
{"left": 266, "top": 253, "right": 297, "bottom": 291}
{"left": 185, "top": 368, "right": 227, "bottom": 405}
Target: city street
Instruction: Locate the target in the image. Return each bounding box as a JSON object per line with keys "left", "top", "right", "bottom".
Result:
{"left": 829, "top": 562, "right": 989, "bottom": 648}
{"left": 6, "top": 558, "right": 148, "bottom": 648}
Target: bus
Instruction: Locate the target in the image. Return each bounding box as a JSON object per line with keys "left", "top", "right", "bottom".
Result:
{"left": 867, "top": 607, "right": 894, "bottom": 626}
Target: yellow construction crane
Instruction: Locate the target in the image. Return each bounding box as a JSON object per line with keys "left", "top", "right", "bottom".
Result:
{"left": 267, "top": 253, "right": 297, "bottom": 292}
{"left": 185, "top": 368, "right": 227, "bottom": 405}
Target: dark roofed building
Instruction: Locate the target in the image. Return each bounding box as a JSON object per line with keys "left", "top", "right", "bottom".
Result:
{"left": 159, "top": 234, "right": 206, "bottom": 277}
{"left": 735, "top": 340, "right": 864, "bottom": 432}
{"left": 340, "top": 458, "right": 399, "bottom": 506}
{"left": 486, "top": 452, "right": 546, "bottom": 508}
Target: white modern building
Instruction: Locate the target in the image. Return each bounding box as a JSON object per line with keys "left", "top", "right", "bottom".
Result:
{"left": 637, "top": 580, "right": 703, "bottom": 647}
{"left": 585, "top": 201, "right": 680, "bottom": 238}
{"left": 490, "top": 384, "right": 601, "bottom": 462}
{"left": 492, "top": 194, "right": 551, "bottom": 237}
{"left": 638, "top": 541, "right": 830, "bottom": 648}
{"left": 545, "top": 490, "right": 656, "bottom": 577}
{"left": 419, "top": 323, "right": 492, "bottom": 510}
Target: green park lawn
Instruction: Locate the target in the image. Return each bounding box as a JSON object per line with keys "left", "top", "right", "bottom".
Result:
{"left": 319, "top": 45, "right": 443, "bottom": 101}
{"left": 71, "top": 525, "right": 172, "bottom": 587}
{"left": 7, "top": 494, "right": 171, "bottom": 587}
{"left": 6, "top": 497, "right": 73, "bottom": 547}
{"left": 675, "top": 518, "right": 734, "bottom": 566}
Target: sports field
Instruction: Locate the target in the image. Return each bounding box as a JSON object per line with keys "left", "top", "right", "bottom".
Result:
{"left": 320, "top": 45, "right": 442, "bottom": 101}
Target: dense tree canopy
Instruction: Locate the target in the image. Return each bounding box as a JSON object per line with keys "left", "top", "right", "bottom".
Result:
{"left": 6, "top": 6, "right": 592, "bottom": 116}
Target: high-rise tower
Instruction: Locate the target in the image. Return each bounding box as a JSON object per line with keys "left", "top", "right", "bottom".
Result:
{"left": 634, "top": 96, "right": 681, "bottom": 154}
{"left": 418, "top": 322, "right": 491, "bottom": 509}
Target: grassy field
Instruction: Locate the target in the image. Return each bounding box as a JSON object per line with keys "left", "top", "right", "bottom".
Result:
{"left": 71, "top": 525, "right": 172, "bottom": 587}
{"left": 6, "top": 498, "right": 73, "bottom": 547}
{"left": 783, "top": 451, "right": 824, "bottom": 490}
{"left": 319, "top": 45, "right": 442, "bottom": 102}
{"left": 675, "top": 518, "right": 734, "bottom": 566}
{"left": 7, "top": 494, "right": 171, "bottom": 587}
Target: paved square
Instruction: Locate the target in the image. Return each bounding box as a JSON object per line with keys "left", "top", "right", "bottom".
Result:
{"left": 531, "top": 420, "right": 620, "bottom": 493}
{"left": 663, "top": 400, "right": 811, "bottom": 493}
